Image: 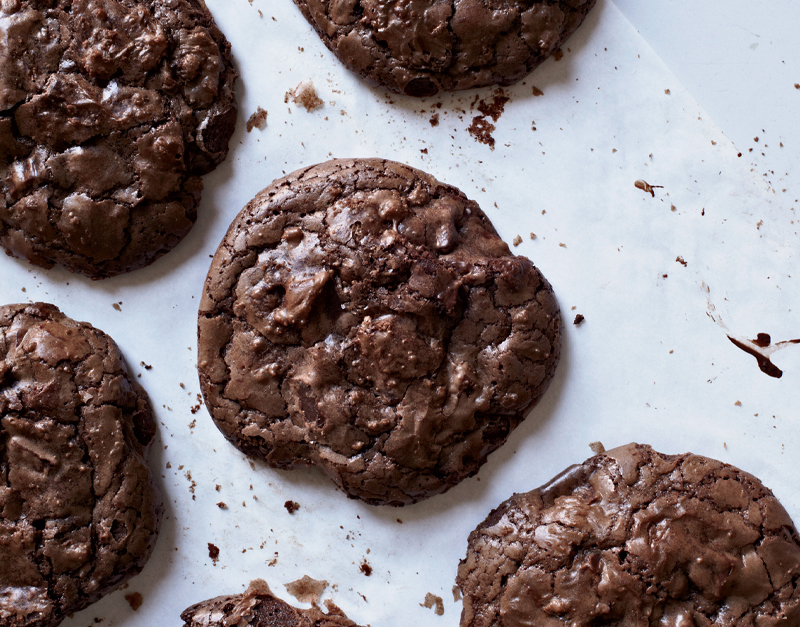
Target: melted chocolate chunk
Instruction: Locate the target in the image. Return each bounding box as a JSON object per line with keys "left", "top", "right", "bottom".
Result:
{"left": 0, "top": 0, "right": 237, "bottom": 278}
{"left": 0, "top": 302, "right": 161, "bottom": 627}
{"left": 458, "top": 443, "right": 800, "bottom": 626}
{"left": 292, "top": 0, "right": 597, "bottom": 96}
{"left": 181, "top": 579, "right": 363, "bottom": 627}
{"left": 198, "top": 159, "right": 561, "bottom": 506}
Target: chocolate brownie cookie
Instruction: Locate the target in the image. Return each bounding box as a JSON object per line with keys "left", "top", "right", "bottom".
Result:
{"left": 181, "top": 579, "right": 363, "bottom": 627}
{"left": 457, "top": 443, "right": 800, "bottom": 626}
{"left": 198, "top": 158, "right": 561, "bottom": 506}
{"left": 0, "top": 0, "right": 237, "bottom": 279}
{"left": 292, "top": 0, "right": 596, "bottom": 97}
{"left": 0, "top": 303, "right": 161, "bottom": 627}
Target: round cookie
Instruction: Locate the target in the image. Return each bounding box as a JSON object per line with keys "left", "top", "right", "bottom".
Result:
{"left": 198, "top": 158, "right": 561, "bottom": 506}
{"left": 0, "top": 303, "right": 161, "bottom": 627}
{"left": 181, "top": 579, "right": 363, "bottom": 627}
{"left": 0, "top": 0, "right": 237, "bottom": 279}
{"left": 457, "top": 443, "right": 800, "bottom": 626}
{"left": 292, "top": 0, "right": 597, "bottom": 97}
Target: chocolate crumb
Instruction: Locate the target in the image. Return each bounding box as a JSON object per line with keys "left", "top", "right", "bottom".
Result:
{"left": 512, "top": 235, "right": 522, "bottom": 247}
{"left": 589, "top": 441, "right": 605, "bottom": 454}
{"left": 532, "top": 86, "right": 544, "bottom": 96}
{"left": 795, "top": 83, "right": 799, "bottom": 89}
{"left": 430, "top": 113, "right": 439, "bottom": 126}
{"left": 217, "top": 502, "right": 227, "bottom": 509}
{"left": 664, "top": 89, "right": 670, "bottom": 95}
{"left": 140, "top": 361, "right": 152, "bottom": 370}
{"left": 421, "top": 593, "right": 444, "bottom": 616}
{"left": 215, "top": 484, "right": 221, "bottom": 491}
{"left": 124, "top": 593, "right": 143, "bottom": 612}
{"left": 635, "top": 179, "right": 664, "bottom": 197}
{"left": 208, "top": 543, "right": 220, "bottom": 561}
{"left": 285, "top": 80, "right": 323, "bottom": 111}
{"left": 468, "top": 116, "right": 495, "bottom": 149}
{"left": 573, "top": 314, "right": 585, "bottom": 326}
{"left": 452, "top": 585, "right": 462, "bottom": 602}
{"left": 529, "top": 233, "right": 536, "bottom": 239}
{"left": 360, "top": 560, "right": 372, "bottom": 576}
{"left": 246, "top": 107, "right": 268, "bottom": 132}
{"left": 553, "top": 48, "right": 564, "bottom": 61}
{"left": 112, "top": 303, "right": 121, "bottom": 311}
{"left": 734, "top": 401, "right": 742, "bottom": 407}
{"left": 284, "top": 575, "right": 328, "bottom": 604}
{"left": 284, "top": 500, "right": 300, "bottom": 514}
{"left": 676, "top": 256, "right": 687, "bottom": 267}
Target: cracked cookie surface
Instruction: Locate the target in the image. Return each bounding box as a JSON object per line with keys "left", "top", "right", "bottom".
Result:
{"left": 198, "top": 158, "right": 561, "bottom": 506}
{"left": 292, "top": 0, "right": 597, "bottom": 96}
{"left": 0, "top": 0, "right": 237, "bottom": 278}
{"left": 457, "top": 443, "right": 800, "bottom": 626}
{"left": 181, "top": 579, "right": 363, "bottom": 627}
{"left": 0, "top": 302, "right": 161, "bottom": 627}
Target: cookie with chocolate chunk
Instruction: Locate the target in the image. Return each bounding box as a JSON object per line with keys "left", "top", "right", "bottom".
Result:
{"left": 198, "top": 158, "right": 561, "bottom": 506}
{"left": 181, "top": 579, "right": 363, "bottom": 627}
{"left": 292, "top": 0, "right": 596, "bottom": 97}
{"left": 0, "top": 303, "right": 161, "bottom": 627}
{"left": 457, "top": 443, "right": 800, "bottom": 626}
{"left": 0, "top": 0, "right": 236, "bottom": 278}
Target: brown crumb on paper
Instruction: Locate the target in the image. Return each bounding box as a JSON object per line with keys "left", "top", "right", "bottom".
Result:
{"left": 421, "top": 593, "right": 444, "bottom": 616}
{"left": 553, "top": 48, "right": 564, "bottom": 61}
{"left": 429, "top": 113, "right": 439, "bottom": 127}
{"left": 529, "top": 233, "right": 536, "bottom": 240}
{"left": 635, "top": 180, "right": 663, "bottom": 197}
{"left": 532, "top": 85, "right": 544, "bottom": 96}
{"left": 676, "top": 256, "right": 687, "bottom": 267}
{"left": 246, "top": 107, "right": 268, "bottom": 132}
{"left": 217, "top": 501, "right": 227, "bottom": 509}
{"left": 124, "top": 592, "right": 143, "bottom": 611}
{"left": 284, "top": 500, "right": 299, "bottom": 514}
{"left": 285, "top": 81, "right": 323, "bottom": 111}
{"left": 360, "top": 560, "right": 372, "bottom": 576}
{"left": 573, "top": 314, "right": 585, "bottom": 326}
{"left": 589, "top": 441, "right": 605, "bottom": 454}
{"left": 112, "top": 303, "right": 121, "bottom": 311}
{"left": 512, "top": 235, "right": 522, "bottom": 247}
{"left": 795, "top": 83, "right": 800, "bottom": 89}
{"left": 208, "top": 543, "right": 220, "bottom": 561}
{"left": 284, "top": 575, "right": 328, "bottom": 605}
{"left": 468, "top": 116, "right": 495, "bottom": 149}
{"left": 734, "top": 401, "right": 742, "bottom": 407}
{"left": 664, "top": 89, "right": 670, "bottom": 95}
{"left": 452, "top": 585, "right": 462, "bottom": 602}
{"left": 140, "top": 361, "right": 152, "bottom": 370}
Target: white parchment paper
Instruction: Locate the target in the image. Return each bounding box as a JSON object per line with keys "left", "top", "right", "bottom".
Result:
{"left": 1, "top": 0, "right": 798, "bottom": 625}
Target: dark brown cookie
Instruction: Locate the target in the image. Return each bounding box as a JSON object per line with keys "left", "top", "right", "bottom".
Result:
{"left": 198, "top": 158, "right": 561, "bottom": 506}
{"left": 181, "top": 579, "right": 363, "bottom": 627}
{"left": 0, "top": 0, "right": 237, "bottom": 279}
{"left": 292, "top": 0, "right": 596, "bottom": 97}
{"left": 457, "top": 443, "right": 800, "bottom": 626}
{"left": 0, "top": 303, "right": 161, "bottom": 627}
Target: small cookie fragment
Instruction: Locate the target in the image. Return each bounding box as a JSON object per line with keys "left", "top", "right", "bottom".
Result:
{"left": 0, "top": 0, "right": 237, "bottom": 278}
{"left": 0, "top": 302, "right": 161, "bottom": 627}
{"left": 181, "top": 579, "right": 363, "bottom": 626}
{"left": 291, "top": 0, "right": 597, "bottom": 96}
{"left": 198, "top": 158, "right": 561, "bottom": 506}
{"left": 457, "top": 443, "right": 800, "bottom": 626}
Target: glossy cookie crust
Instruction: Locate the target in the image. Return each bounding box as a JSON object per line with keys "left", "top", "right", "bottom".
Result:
{"left": 457, "top": 443, "right": 800, "bottom": 626}
{"left": 181, "top": 579, "right": 363, "bottom": 627}
{"left": 292, "top": 0, "right": 597, "bottom": 96}
{"left": 0, "top": 0, "right": 237, "bottom": 278}
{"left": 198, "top": 158, "right": 561, "bottom": 506}
{"left": 0, "top": 303, "right": 161, "bottom": 627}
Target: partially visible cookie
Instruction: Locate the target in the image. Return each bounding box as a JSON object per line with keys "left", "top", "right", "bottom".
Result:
{"left": 198, "top": 158, "right": 561, "bottom": 506}
{"left": 292, "top": 0, "right": 597, "bottom": 96}
{"left": 181, "top": 579, "right": 363, "bottom": 627}
{"left": 0, "top": 0, "right": 237, "bottom": 278}
{"left": 0, "top": 303, "right": 161, "bottom": 627}
{"left": 457, "top": 443, "right": 800, "bottom": 626}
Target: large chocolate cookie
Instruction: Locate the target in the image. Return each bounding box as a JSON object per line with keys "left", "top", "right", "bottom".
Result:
{"left": 181, "top": 580, "right": 363, "bottom": 627}
{"left": 0, "top": 303, "right": 161, "bottom": 627}
{"left": 457, "top": 443, "right": 800, "bottom": 626}
{"left": 292, "top": 0, "right": 596, "bottom": 97}
{"left": 198, "top": 158, "right": 561, "bottom": 506}
{"left": 0, "top": 0, "right": 237, "bottom": 279}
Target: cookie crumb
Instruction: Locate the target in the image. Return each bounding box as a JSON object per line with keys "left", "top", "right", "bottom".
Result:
{"left": 452, "top": 585, "right": 462, "bottom": 602}
{"left": 124, "top": 592, "right": 143, "bottom": 611}
{"left": 112, "top": 303, "right": 121, "bottom": 311}
{"left": 246, "top": 107, "right": 268, "bottom": 132}
{"left": 140, "top": 361, "right": 152, "bottom": 370}
{"left": 670, "top": 204, "right": 677, "bottom": 212}
{"left": 664, "top": 89, "right": 670, "bottom": 95}
{"left": 217, "top": 501, "right": 227, "bottom": 509}
{"left": 468, "top": 116, "right": 495, "bottom": 149}
{"left": 532, "top": 86, "right": 544, "bottom": 96}
{"left": 421, "top": 593, "right": 444, "bottom": 616}
{"left": 285, "top": 80, "right": 323, "bottom": 111}
{"left": 360, "top": 560, "right": 372, "bottom": 576}
{"left": 573, "top": 314, "right": 585, "bottom": 326}
{"left": 589, "top": 441, "right": 605, "bottom": 454}
{"left": 529, "top": 232, "right": 536, "bottom": 240}
{"left": 208, "top": 543, "right": 220, "bottom": 561}
{"left": 284, "top": 575, "right": 328, "bottom": 604}
{"left": 635, "top": 179, "right": 663, "bottom": 197}
{"left": 675, "top": 256, "right": 687, "bottom": 267}
{"left": 512, "top": 235, "right": 522, "bottom": 246}
{"left": 553, "top": 48, "right": 564, "bottom": 61}
{"left": 429, "top": 113, "right": 439, "bottom": 127}
{"left": 284, "top": 500, "right": 300, "bottom": 514}
{"left": 734, "top": 400, "right": 742, "bottom": 407}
